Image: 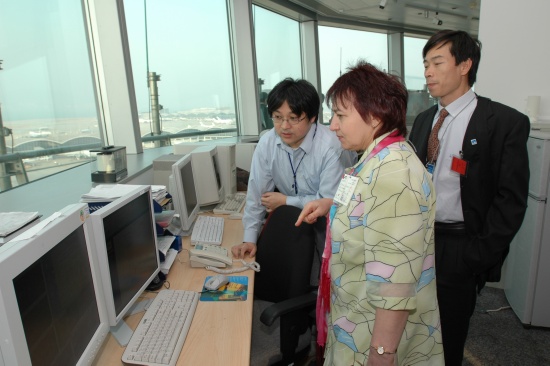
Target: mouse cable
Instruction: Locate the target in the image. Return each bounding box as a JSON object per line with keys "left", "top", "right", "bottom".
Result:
{"left": 206, "top": 259, "right": 261, "bottom": 274}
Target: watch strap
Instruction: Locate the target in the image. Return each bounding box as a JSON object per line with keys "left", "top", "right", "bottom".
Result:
{"left": 371, "top": 345, "right": 397, "bottom": 355}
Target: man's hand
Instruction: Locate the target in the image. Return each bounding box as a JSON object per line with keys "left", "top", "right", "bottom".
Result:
{"left": 261, "top": 192, "right": 286, "bottom": 213}
{"left": 231, "top": 242, "right": 257, "bottom": 259}
{"left": 296, "top": 198, "right": 333, "bottom": 226}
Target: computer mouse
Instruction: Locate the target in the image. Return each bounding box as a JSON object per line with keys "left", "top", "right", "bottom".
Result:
{"left": 204, "top": 274, "right": 229, "bottom": 291}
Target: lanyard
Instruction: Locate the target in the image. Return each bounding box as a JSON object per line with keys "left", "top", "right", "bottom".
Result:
{"left": 287, "top": 123, "right": 317, "bottom": 194}
{"left": 348, "top": 131, "right": 405, "bottom": 177}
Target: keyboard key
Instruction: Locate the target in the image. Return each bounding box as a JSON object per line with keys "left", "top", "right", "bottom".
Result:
{"left": 213, "top": 193, "right": 246, "bottom": 215}
{"left": 191, "top": 215, "right": 224, "bottom": 246}
{"left": 122, "top": 290, "right": 199, "bottom": 366}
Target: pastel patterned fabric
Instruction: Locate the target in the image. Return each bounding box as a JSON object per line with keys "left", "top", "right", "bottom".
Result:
{"left": 324, "top": 131, "right": 444, "bottom": 365}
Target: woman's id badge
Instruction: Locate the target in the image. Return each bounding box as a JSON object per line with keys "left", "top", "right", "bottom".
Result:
{"left": 334, "top": 174, "right": 359, "bottom": 206}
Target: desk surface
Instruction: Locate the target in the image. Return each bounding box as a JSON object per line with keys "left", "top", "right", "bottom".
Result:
{"left": 92, "top": 215, "right": 253, "bottom": 366}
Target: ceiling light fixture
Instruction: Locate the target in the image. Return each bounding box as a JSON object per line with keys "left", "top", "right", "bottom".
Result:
{"left": 433, "top": 12, "right": 443, "bottom": 25}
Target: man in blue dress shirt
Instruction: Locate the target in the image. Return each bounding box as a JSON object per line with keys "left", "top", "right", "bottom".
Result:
{"left": 231, "top": 78, "right": 356, "bottom": 267}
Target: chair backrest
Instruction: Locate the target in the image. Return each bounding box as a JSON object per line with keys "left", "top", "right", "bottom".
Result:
{"left": 254, "top": 205, "right": 315, "bottom": 303}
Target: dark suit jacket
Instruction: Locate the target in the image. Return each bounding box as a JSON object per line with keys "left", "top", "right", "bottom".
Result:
{"left": 409, "top": 95, "right": 530, "bottom": 285}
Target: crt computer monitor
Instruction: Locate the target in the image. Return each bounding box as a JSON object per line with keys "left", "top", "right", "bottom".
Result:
{"left": 190, "top": 145, "right": 224, "bottom": 206}
{"left": 168, "top": 154, "right": 200, "bottom": 235}
{"left": 173, "top": 141, "right": 237, "bottom": 197}
{"left": 0, "top": 203, "right": 110, "bottom": 366}
{"left": 86, "top": 185, "right": 160, "bottom": 330}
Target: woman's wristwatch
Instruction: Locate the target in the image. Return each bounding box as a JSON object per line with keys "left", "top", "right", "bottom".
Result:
{"left": 371, "top": 345, "right": 396, "bottom": 355}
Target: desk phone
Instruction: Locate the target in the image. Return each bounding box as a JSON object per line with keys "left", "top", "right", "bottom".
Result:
{"left": 189, "top": 244, "right": 232, "bottom": 268}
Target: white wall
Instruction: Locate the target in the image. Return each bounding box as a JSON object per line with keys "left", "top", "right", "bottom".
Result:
{"left": 476, "top": 0, "right": 550, "bottom": 123}
{"left": 477, "top": 0, "right": 550, "bottom": 288}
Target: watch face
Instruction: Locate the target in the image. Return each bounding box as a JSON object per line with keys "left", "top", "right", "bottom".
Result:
{"left": 377, "top": 346, "right": 384, "bottom": 355}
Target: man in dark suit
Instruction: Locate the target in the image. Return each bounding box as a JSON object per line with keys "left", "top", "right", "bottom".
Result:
{"left": 409, "top": 30, "right": 530, "bottom": 366}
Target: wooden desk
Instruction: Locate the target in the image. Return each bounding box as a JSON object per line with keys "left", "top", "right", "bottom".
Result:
{"left": 93, "top": 215, "right": 253, "bottom": 365}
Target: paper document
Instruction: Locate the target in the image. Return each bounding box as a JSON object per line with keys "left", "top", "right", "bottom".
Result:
{"left": 0, "top": 212, "right": 40, "bottom": 237}
{"left": 81, "top": 184, "right": 139, "bottom": 202}
{"left": 157, "top": 236, "right": 176, "bottom": 256}
{"left": 160, "top": 249, "right": 178, "bottom": 275}
{"left": 10, "top": 212, "right": 62, "bottom": 242}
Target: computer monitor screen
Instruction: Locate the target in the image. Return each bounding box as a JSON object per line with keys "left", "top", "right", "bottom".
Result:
{"left": 0, "top": 204, "right": 109, "bottom": 366}
{"left": 190, "top": 145, "right": 224, "bottom": 206}
{"left": 87, "top": 185, "right": 160, "bottom": 327}
{"left": 212, "top": 155, "right": 222, "bottom": 191}
{"left": 169, "top": 154, "right": 200, "bottom": 234}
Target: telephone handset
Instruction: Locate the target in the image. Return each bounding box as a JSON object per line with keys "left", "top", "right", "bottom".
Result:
{"left": 189, "top": 244, "right": 233, "bottom": 268}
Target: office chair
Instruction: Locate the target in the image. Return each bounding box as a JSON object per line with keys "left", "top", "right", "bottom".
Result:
{"left": 254, "top": 205, "right": 319, "bottom": 366}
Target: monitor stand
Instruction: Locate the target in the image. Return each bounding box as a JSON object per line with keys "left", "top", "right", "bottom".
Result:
{"left": 166, "top": 215, "right": 195, "bottom": 237}
{"left": 109, "top": 298, "right": 154, "bottom": 346}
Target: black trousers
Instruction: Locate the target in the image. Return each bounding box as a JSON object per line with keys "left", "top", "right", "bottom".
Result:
{"left": 434, "top": 223, "right": 478, "bottom": 366}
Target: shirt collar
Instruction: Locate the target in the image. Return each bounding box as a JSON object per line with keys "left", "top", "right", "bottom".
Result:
{"left": 276, "top": 122, "right": 317, "bottom": 153}
{"left": 352, "top": 129, "right": 396, "bottom": 169}
{"left": 438, "top": 89, "right": 476, "bottom": 118}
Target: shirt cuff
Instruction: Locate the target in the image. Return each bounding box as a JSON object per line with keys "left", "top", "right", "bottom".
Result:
{"left": 243, "top": 230, "right": 259, "bottom": 244}
{"left": 286, "top": 195, "right": 301, "bottom": 208}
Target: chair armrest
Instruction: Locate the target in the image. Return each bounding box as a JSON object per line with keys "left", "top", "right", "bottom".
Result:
{"left": 260, "top": 292, "right": 317, "bottom": 326}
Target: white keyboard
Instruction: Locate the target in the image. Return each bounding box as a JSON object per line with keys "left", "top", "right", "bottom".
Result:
{"left": 122, "top": 289, "right": 199, "bottom": 366}
{"left": 213, "top": 193, "right": 246, "bottom": 215}
{"left": 190, "top": 215, "right": 225, "bottom": 246}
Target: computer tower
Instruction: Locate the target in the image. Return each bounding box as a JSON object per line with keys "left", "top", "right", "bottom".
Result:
{"left": 152, "top": 154, "right": 183, "bottom": 188}
{"left": 173, "top": 142, "right": 237, "bottom": 197}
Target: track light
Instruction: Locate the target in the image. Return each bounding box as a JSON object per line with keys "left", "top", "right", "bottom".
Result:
{"left": 379, "top": 0, "right": 387, "bottom": 9}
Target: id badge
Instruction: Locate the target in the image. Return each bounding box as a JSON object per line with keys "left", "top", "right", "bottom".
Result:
{"left": 334, "top": 174, "right": 359, "bottom": 206}
{"left": 451, "top": 155, "right": 468, "bottom": 176}
{"left": 426, "top": 162, "right": 435, "bottom": 179}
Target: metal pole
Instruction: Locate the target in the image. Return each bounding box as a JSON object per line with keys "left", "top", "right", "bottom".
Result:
{"left": 0, "top": 56, "right": 13, "bottom": 190}
{"left": 148, "top": 71, "right": 169, "bottom": 147}
{"left": 0, "top": 104, "right": 13, "bottom": 191}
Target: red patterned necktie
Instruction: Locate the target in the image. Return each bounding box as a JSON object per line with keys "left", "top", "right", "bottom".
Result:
{"left": 427, "top": 108, "right": 449, "bottom": 162}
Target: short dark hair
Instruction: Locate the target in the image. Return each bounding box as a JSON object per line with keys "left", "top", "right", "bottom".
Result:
{"left": 326, "top": 60, "right": 408, "bottom": 138}
{"left": 423, "top": 30, "right": 482, "bottom": 87}
{"left": 267, "top": 78, "right": 320, "bottom": 123}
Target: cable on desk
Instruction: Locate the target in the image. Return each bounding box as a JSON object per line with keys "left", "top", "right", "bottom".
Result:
{"left": 206, "top": 259, "right": 260, "bottom": 274}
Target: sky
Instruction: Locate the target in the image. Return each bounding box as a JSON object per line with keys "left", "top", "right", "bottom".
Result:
{"left": 0, "top": 0, "right": 428, "bottom": 122}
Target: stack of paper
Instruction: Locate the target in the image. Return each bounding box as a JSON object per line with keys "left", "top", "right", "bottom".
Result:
{"left": 151, "top": 185, "right": 169, "bottom": 205}
{"left": 0, "top": 212, "right": 41, "bottom": 245}
{"left": 80, "top": 184, "right": 140, "bottom": 203}
{"left": 157, "top": 235, "right": 178, "bottom": 275}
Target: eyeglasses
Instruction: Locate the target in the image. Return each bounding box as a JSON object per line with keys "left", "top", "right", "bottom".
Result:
{"left": 270, "top": 115, "right": 306, "bottom": 125}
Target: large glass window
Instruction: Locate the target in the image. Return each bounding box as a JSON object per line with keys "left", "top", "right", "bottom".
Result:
{"left": 253, "top": 5, "right": 302, "bottom": 130}
{"left": 124, "top": 0, "right": 237, "bottom": 148}
{"left": 318, "top": 26, "right": 388, "bottom": 124}
{"left": 404, "top": 35, "right": 435, "bottom": 126}
{"left": 0, "top": 0, "right": 100, "bottom": 192}
{"left": 404, "top": 36, "right": 427, "bottom": 91}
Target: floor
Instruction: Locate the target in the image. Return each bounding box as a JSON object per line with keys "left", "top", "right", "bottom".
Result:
{"left": 251, "top": 287, "right": 550, "bottom": 365}
{"left": 462, "top": 287, "right": 550, "bottom": 366}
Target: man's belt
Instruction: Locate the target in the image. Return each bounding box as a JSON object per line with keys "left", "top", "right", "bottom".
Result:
{"left": 435, "top": 222, "right": 466, "bottom": 234}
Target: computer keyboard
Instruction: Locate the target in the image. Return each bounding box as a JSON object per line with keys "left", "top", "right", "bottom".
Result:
{"left": 213, "top": 193, "right": 246, "bottom": 215}
{"left": 122, "top": 289, "right": 199, "bottom": 366}
{"left": 190, "top": 215, "right": 225, "bottom": 246}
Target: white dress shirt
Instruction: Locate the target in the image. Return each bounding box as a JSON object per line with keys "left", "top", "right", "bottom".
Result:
{"left": 433, "top": 89, "right": 477, "bottom": 222}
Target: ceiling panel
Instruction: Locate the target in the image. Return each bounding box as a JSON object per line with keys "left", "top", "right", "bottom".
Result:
{"left": 288, "top": 0, "right": 481, "bottom": 36}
